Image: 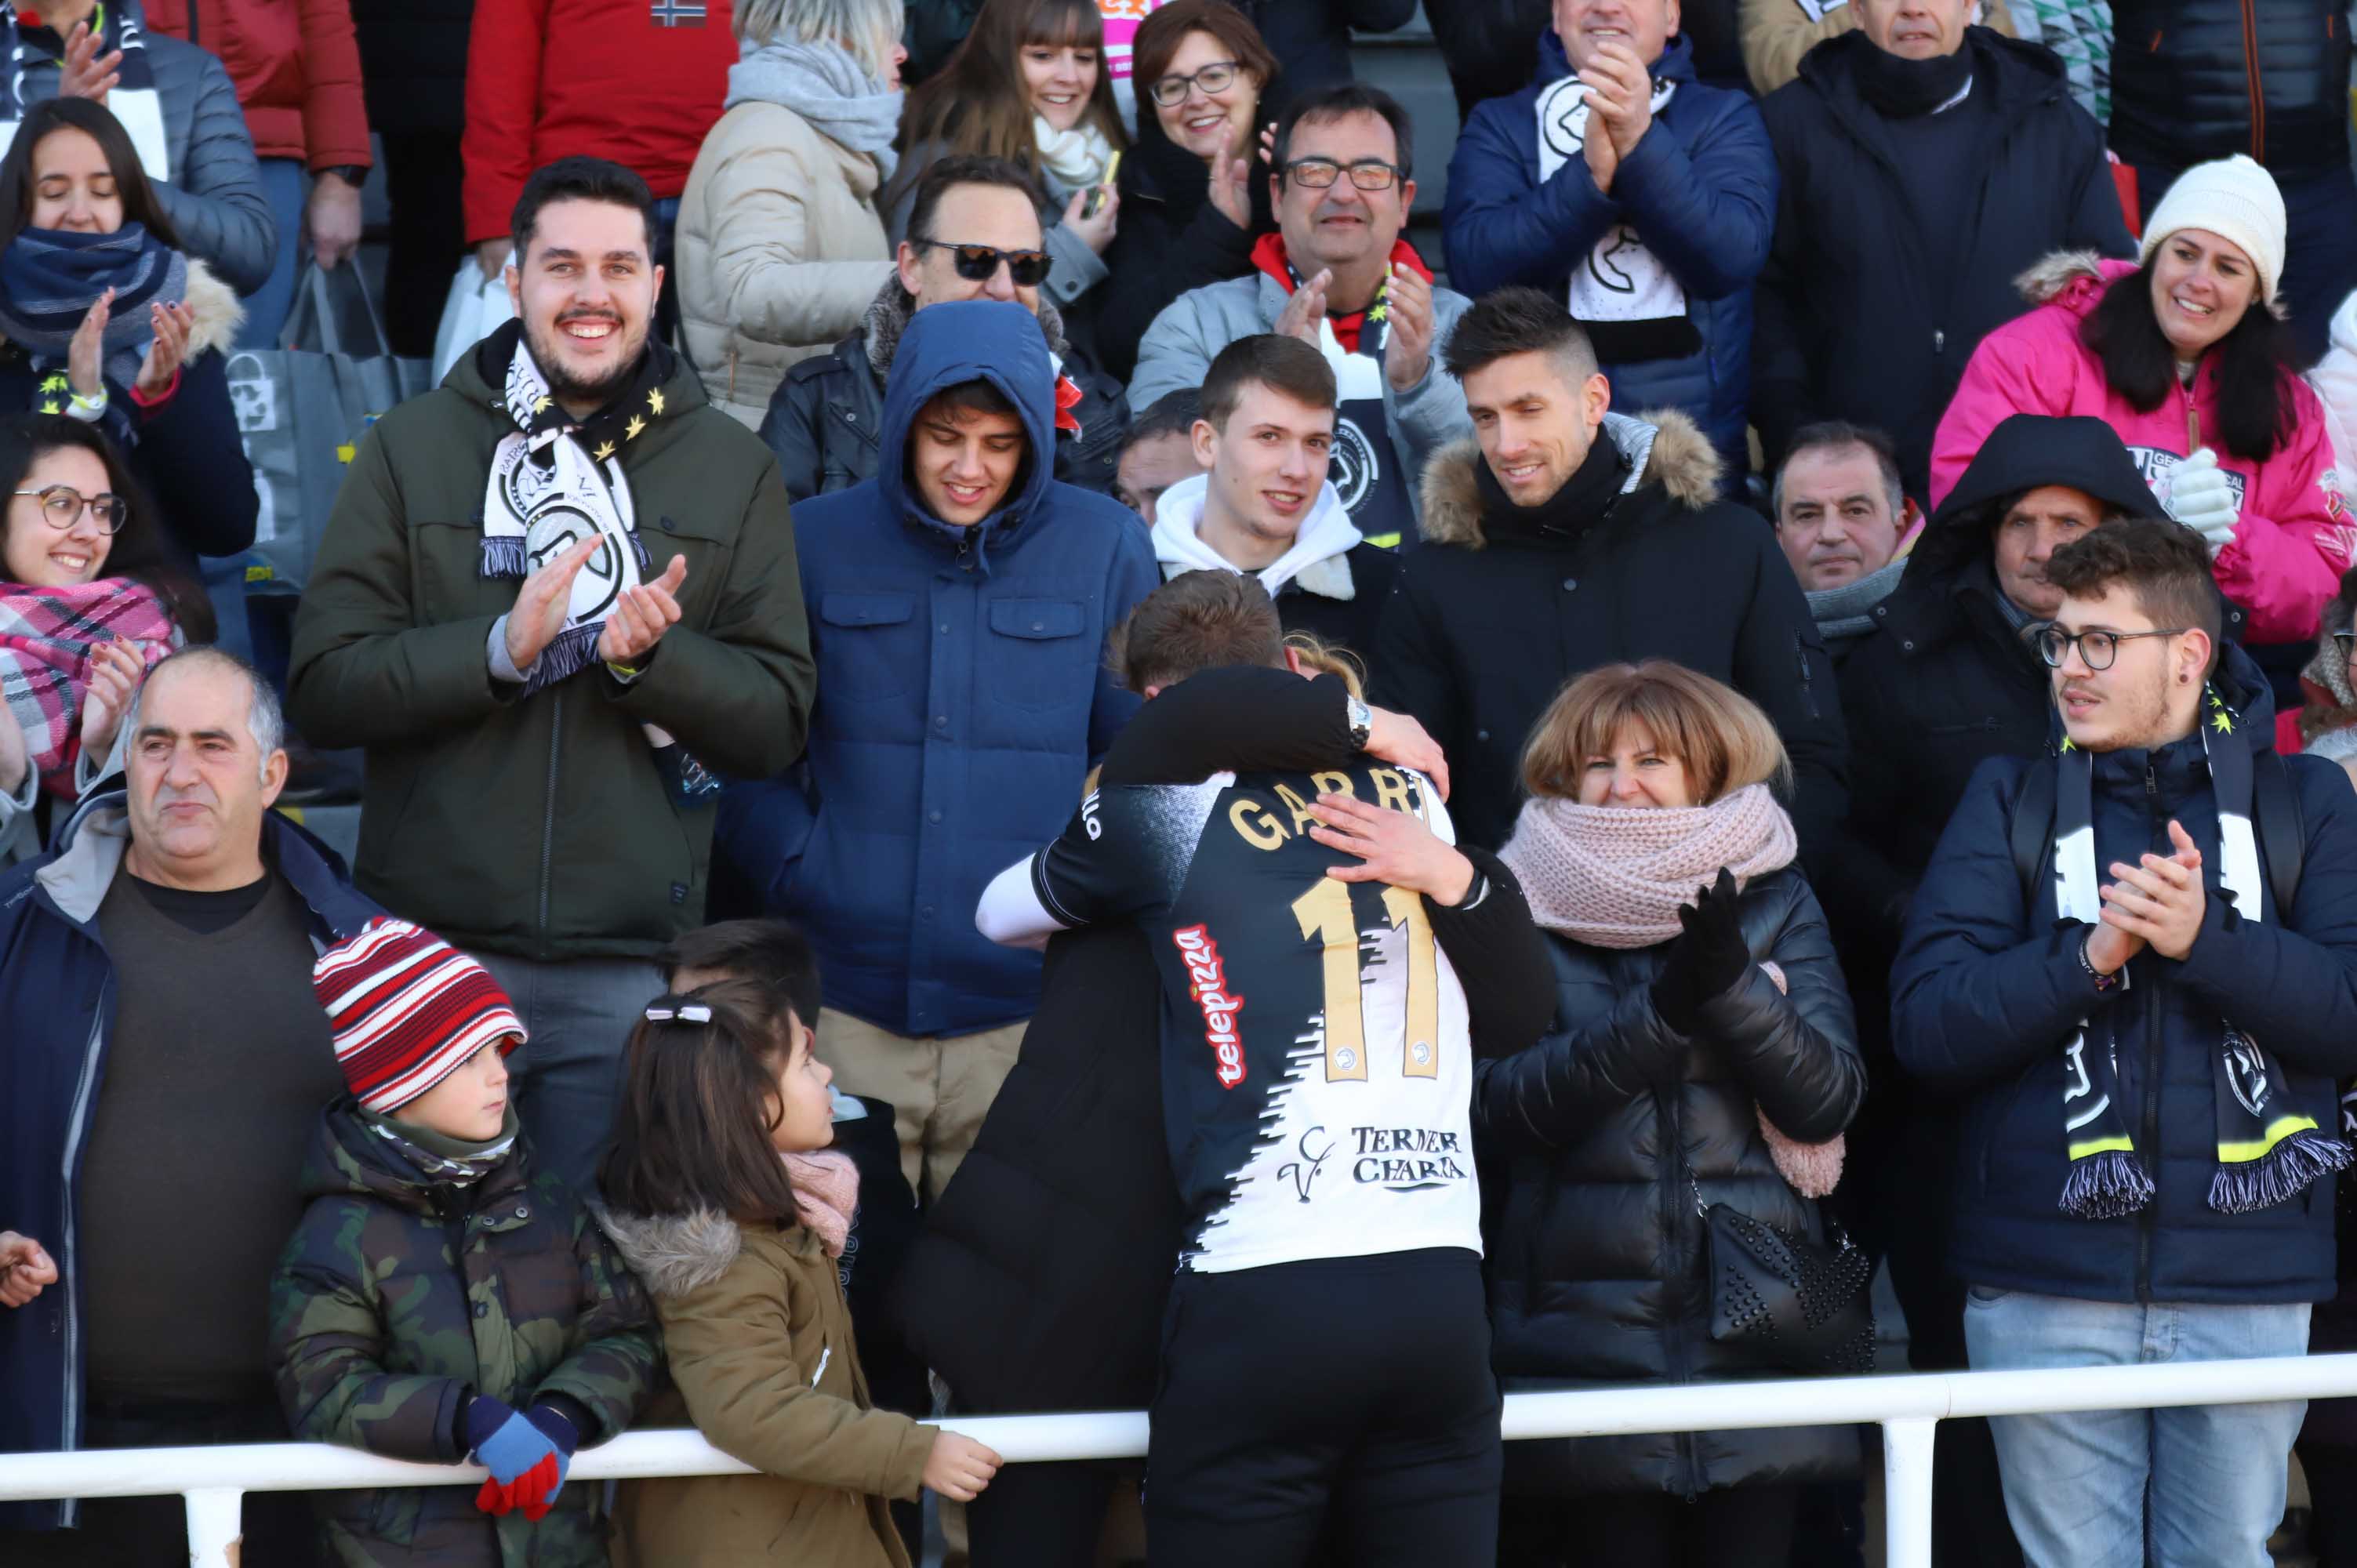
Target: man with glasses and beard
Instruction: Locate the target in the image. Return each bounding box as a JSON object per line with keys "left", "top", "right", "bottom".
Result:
{"left": 1130, "top": 84, "right": 1474, "bottom": 547}
{"left": 289, "top": 156, "right": 816, "bottom": 1199}
{"left": 761, "top": 154, "right": 1132, "bottom": 503}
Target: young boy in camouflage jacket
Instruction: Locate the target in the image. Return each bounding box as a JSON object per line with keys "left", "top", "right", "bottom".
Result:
{"left": 269, "top": 920, "right": 660, "bottom": 1566}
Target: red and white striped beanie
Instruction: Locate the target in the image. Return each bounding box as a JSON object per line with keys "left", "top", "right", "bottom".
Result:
{"left": 313, "top": 919, "right": 525, "bottom": 1114}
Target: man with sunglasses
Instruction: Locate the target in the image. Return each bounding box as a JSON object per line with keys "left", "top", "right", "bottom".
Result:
{"left": 761, "top": 154, "right": 1131, "bottom": 505}
{"left": 1891, "top": 514, "right": 2357, "bottom": 1568}
{"left": 1131, "top": 84, "right": 1473, "bottom": 549}
{"left": 1442, "top": 0, "right": 1775, "bottom": 483}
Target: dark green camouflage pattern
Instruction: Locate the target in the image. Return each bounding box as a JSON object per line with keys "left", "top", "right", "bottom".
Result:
{"left": 267, "top": 1100, "right": 660, "bottom": 1566}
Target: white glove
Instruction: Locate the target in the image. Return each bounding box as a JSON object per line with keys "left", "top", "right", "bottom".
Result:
{"left": 2166, "top": 447, "right": 2240, "bottom": 558}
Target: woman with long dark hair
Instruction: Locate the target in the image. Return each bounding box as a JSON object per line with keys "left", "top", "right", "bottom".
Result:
{"left": 1473, "top": 660, "right": 1865, "bottom": 1568}
{"left": 0, "top": 412, "right": 209, "bottom": 862}
{"left": 884, "top": 0, "right": 1128, "bottom": 339}
{"left": 1091, "top": 0, "right": 1280, "bottom": 383}
{"left": 0, "top": 96, "right": 257, "bottom": 579}
{"left": 1931, "top": 155, "right": 2347, "bottom": 655}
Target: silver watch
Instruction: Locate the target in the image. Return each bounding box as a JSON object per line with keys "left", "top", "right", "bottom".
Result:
{"left": 1346, "top": 695, "right": 1373, "bottom": 752}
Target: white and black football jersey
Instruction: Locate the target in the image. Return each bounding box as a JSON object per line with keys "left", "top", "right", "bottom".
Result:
{"left": 982, "top": 763, "right": 1481, "bottom": 1275}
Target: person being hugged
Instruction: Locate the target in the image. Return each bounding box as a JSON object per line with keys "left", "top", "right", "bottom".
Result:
{"left": 268, "top": 918, "right": 662, "bottom": 1566}
{"left": 603, "top": 979, "right": 1003, "bottom": 1567}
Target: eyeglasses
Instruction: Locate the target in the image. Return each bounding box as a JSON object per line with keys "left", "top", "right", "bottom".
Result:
{"left": 913, "top": 239, "right": 1054, "bottom": 288}
{"left": 1148, "top": 59, "right": 1242, "bottom": 106}
{"left": 2032, "top": 626, "right": 2190, "bottom": 671}
{"left": 1282, "top": 158, "right": 1404, "bottom": 191}
{"left": 15, "top": 485, "right": 127, "bottom": 533}
{"left": 2336, "top": 631, "right": 2355, "bottom": 663}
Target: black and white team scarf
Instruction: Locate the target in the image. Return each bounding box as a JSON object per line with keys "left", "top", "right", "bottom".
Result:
{"left": 480, "top": 330, "right": 663, "bottom": 693}
{"left": 0, "top": 5, "right": 169, "bottom": 181}
{"left": 1534, "top": 72, "right": 1698, "bottom": 363}
{"left": 2054, "top": 688, "right": 2351, "bottom": 1217}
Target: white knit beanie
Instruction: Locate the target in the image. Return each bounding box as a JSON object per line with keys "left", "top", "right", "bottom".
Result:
{"left": 2137, "top": 154, "right": 2288, "bottom": 308}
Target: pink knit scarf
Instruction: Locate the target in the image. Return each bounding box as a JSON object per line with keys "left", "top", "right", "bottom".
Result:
{"left": 781, "top": 1150, "right": 859, "bottom": 1258}
{"left": 1498, "top": 784, "right": 1798, "bottom": 949}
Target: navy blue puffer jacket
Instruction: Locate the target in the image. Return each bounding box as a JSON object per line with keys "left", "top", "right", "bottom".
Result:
{"left": 1892, "top": 648, "right": 2357, "bottom": 1304}
{"left": 1444, "top": 32, "right": 1774, "bottom": 477}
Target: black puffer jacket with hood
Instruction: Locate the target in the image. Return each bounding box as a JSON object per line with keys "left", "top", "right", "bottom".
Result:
{"left": 1473, "top": 865, "right": 1866, "bottom": 1497}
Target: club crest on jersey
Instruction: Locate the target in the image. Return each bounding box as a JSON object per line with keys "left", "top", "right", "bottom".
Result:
{"left": 1174, "top": 924, "right": 1247, "bottom": 1088}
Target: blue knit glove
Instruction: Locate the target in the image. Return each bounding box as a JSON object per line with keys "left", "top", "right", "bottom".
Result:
{"left": 463, "top": 1395, "right": 578, "bottom": 1521}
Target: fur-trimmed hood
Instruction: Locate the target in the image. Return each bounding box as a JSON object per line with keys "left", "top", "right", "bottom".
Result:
{"left": 1416, "top": 408, "right": 1722, "bottom": 550}
{"left": 2014, "top": 248, "right": 2290, "bottom": 321}
{"left": 599, "top": 1206, "right": 748, "bottom": 1301}
{"left": 859, "top": 274, "right": 1074, "bottom": 383}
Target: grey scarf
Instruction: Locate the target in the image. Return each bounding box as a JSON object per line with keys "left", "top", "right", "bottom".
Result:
{"left": 725, "top": 36, "right": 902, "bottom": 183}
{"left": 1806, "top": 557, "right": 1906, "bottom": 643}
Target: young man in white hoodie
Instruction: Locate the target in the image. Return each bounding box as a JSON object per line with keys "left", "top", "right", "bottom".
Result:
{"left": 1150, "top": 334, "right": 1400, "bottom": 664}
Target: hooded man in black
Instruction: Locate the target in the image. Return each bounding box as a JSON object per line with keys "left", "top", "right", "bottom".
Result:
{"left": 1816, "top": 412, "right": 2180, "bottom": 1568}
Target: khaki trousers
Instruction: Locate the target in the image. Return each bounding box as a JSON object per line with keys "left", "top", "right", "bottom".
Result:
{"left": 816, "top": 1009, "right": 1027, "bottom": 1205}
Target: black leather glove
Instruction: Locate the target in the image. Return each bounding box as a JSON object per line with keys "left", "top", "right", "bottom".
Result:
{"left": 1651, "top": 867, "right": 1752, "bottom": 1036}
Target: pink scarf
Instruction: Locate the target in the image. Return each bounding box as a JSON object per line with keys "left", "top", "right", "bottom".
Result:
{"left": 1498, "top": 783, "right": 1797, "bottom": 949}
{"left": 0, "top": 577, "right": 176, "bottom": 797}
{"left": 781, "top": 1150, "right": 859, "bottom": 1258}
{"left": 1502, "top": 786, "right": 1842, "bottom": 1199}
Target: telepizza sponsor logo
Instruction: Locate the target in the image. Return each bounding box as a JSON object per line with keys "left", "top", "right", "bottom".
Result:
{"left": 1173, "top": 924, "right": 1247, "bottom": 1088}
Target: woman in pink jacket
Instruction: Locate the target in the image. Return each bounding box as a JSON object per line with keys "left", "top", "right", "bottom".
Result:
{"left": 1931, "top": 155, "right": 2351, "bottom": 649}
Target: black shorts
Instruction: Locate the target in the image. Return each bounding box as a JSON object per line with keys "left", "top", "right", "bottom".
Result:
{"left": 1146, "top": 1247, "right": 1502, "bottom": 1568}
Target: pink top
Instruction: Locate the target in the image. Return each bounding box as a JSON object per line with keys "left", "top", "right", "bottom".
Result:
{"left": 1930, "top": 256, "right": 2353, "bottom": 644}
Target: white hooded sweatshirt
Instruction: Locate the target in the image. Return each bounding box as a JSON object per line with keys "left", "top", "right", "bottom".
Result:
{"left": 1148, "top": 473, "right": 1364, "bottom": 604}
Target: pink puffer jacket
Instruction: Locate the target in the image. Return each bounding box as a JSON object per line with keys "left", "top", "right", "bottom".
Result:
{"left": 1931, "top": 252, "right": 2354, "bottom": 644}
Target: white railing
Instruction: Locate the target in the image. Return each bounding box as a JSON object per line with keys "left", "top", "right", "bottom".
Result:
{"left": 9, "top": 1356, "right": 2357, "bottom": 1566}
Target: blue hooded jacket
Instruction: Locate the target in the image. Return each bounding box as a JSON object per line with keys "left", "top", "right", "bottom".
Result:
{"left": 1442, "top": 31, "right": 1774, "bottom": 477}
{"left": 1891, "top": 644, "right": 2357, "bottom": 1305}
{"left": 717, "top": 300, "right": 1157, "bottom": 1038}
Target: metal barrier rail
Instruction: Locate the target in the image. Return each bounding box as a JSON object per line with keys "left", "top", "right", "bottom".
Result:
{"left": 9, "top": 1355, "right": 2357, "bottom": 1566}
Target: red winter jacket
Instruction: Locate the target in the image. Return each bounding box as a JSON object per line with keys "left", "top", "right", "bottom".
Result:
{"left": 144, "top": 0, "right": 372, "bottom": 169}
{"left": 461, "top": 0, "right": 738, "bottom": 245}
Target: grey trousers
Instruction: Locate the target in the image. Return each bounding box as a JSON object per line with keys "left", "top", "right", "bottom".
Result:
{"left": 470, "top": 951, "right": 665, "bottom": 1200}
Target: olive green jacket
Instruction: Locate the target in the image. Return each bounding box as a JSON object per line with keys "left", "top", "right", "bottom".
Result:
{"left": 287, "top": 338, "right": 815, "bottom": 960}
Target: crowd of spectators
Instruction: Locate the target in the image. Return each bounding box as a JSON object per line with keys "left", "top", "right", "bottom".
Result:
{"left": 3, "top": 1, "right": 2357, "bottom": 1566}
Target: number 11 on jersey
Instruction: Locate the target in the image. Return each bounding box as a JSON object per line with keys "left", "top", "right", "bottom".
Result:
{"left": 1290, "top": 878, "right": 1441, "bottom": 1083}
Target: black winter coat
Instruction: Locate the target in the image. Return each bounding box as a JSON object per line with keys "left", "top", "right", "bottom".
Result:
{"left": 1474, "top": 867, "right": 1866, "bottom": 1497}
{"left": 1094, "top": 118, "right": 1273, "bottom": 387}
{"left": 1370, "top": 412, "right": 1847, "bottom": 855}
{"left": 758, "top": 281, "right": 1128, "bottom": 503}
{"left": 892, "top": 665, "right": 1558, "bottom": 1412}
{"left": 1750, "top": 28, "right": 2134, "bottom": 497}
{"left": 1892, "top": 646, "right": 2357, "bottom": 1304}
{"left": 2109, "top": 0, "right": 2352, "bottom": 177}
{"left": 350, "top": 0, "right": 471, "bottom": 136}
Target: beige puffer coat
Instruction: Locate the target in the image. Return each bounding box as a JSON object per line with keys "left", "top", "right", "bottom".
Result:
{"left": 676, "top": 100, "right": 896, "bottom": 429}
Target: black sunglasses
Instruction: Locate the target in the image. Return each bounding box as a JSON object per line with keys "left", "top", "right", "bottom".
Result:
{"left": 913, "top": 239, "right": 1054, "bottom": 288}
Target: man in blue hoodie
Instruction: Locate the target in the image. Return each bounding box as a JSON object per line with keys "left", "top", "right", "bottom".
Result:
{"left": 1442, "top": 0, "right": 1776, "bottom": 481}
{"left": 717, "top": 299, "right": 1157, "bottom": 1207}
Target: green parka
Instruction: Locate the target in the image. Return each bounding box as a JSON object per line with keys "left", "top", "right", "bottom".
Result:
{"left": 286, "top": 334, "right": 816, "bottom": 961}
{"left": 603, "top": 1209, "right": 932, "bottom": 1567}
{"left": 267, "top": 1102, "right": 663, "bottom": 1566}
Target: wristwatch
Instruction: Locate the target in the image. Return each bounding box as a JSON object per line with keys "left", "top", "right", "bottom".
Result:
{"left": 1345, "top": 694, "right": 1373, "bottom": 752}
{"left": 322, "top": 165, "right": 368, "bottom": 187}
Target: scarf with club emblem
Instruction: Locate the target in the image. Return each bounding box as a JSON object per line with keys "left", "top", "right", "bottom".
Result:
{"left": 478, "top": 321, "right": 672, "bottom": 693}
{"left": 2053, "top": 687, "right": 2351, "bottom": 1217}
{"left": 1532, "top": 71, "right": 1700, "bottom": 365}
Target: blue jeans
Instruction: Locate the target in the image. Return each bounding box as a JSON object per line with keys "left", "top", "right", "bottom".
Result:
{"left": 238, "top": 156, "right": 307, "bottom": 349}
{"left": 1963, "top": 1287, "right": 2309, "bottom": 1568}
{"left": 467, "top": 950, "right": 664, "bottom": 1200}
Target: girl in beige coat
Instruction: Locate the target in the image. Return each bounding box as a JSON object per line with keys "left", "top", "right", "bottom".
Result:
{"left": 677, "top": 0, "right": 907, "bottom": 428}
{"left": 602, "top": 981, "right": 1002, "bottom": 1566}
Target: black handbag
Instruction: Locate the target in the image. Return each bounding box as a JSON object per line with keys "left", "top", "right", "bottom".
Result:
{"left": 1687, "top": 1167, "right": 1876, "bottom": 1375}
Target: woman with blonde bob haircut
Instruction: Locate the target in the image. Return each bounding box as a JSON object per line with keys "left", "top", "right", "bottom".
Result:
{"left": 1473, "top": 660, "right": 1868, "bottom": 1567}
{"left": 675, "top": 0, "right": 909, "bottom": 426}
